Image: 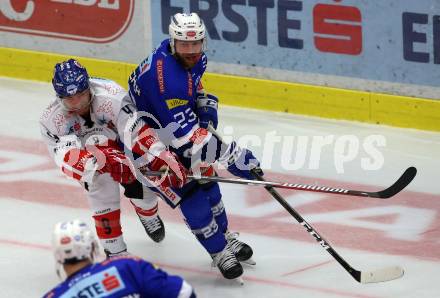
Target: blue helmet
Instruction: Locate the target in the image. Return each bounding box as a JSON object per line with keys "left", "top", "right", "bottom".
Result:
{"left": 52, "top": 59, "right": 89, "bottom": 97}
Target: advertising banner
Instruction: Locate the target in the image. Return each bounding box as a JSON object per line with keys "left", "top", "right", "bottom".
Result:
{"left": 0, "top": 0, "right": 133, "bottom": 42}
{"left": 1, "top": 1, "right": 439, "bottom": 98}
{"left": 152, "top": 0, "right": 440, "bottom": 90}
{"left": 0, "top": 0, "right": 150, "bottom": 63}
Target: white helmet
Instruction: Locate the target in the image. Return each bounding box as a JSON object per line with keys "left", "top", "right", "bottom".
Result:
{"left": 169, "top": 12, "right": 206, "bottom": 54}
{"left": 52, "top": 219, "right": 98, "bottom": 264}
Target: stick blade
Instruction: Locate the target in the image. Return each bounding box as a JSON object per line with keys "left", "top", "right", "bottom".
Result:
{"left": 360, "top": 266, "right": 404, "bottom": 283}
{"left": 375, "top": 167, "right": 417, "bottom": 198}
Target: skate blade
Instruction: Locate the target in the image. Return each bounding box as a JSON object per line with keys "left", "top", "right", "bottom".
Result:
{"left": 234, "top": 276, "right": 244, "bottom": 285}
{"left": 241, "top": 258, "right": 256, "bottom": 266}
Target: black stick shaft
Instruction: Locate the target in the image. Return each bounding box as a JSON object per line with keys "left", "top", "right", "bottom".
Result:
{"left": 251, "top": 170, "right": 362, "bottom": 282}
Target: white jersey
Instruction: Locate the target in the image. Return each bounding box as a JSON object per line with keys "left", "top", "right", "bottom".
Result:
{"left": 40, "top": 78, "right": 165, "bottom": 182}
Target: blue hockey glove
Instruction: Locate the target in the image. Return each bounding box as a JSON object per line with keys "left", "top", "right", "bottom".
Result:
{"left": 226, "top": 145, "right": 263, "bottom": 180}
{"left": 197, "top": 93, "right": 218, "bottom": 129}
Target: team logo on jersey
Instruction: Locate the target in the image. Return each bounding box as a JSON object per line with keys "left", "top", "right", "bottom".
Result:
{"left": 166, "top": 99, "right": 188, "bottom": 109}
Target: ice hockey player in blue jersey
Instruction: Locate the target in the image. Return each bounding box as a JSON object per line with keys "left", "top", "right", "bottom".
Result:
{"left": 128, "top": 12, "right": 264, "bottom": 282}
{"left": 42, "top": 219, "right": 195, "bottom": 298}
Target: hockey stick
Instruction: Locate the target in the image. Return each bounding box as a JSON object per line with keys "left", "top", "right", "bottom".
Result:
{"left": 250, "top": 169, "right": 404, "bottom": 283}
{"left": 140, "top": 167, "right": 405, "bottom": 281}
{"left": 142, "top": 166, "right": 416, "bottom": 199}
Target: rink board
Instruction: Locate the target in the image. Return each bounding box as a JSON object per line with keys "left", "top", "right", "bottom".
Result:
{"left": 1, "top": 46, "right": 440, "bottom": 132}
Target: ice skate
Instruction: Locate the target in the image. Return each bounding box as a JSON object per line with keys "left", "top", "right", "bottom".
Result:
{"left": 138, "top": 214, "right": 165, "bottom": 243}
{"left": 211, "top": 246, "right": 244, "bottom": 281}
{"left": 225, "top": 231, "right": 256, "bottom": 265}
{"left": 104, "top": 249, "right": 130, "bottom": 258}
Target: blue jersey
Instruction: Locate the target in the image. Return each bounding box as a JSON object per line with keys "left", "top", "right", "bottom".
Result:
{"left": 42, "top": 256, "right": 189, "bottom": 298}
{"left": 128, "top": 39, "right": 208, "bottom": 162}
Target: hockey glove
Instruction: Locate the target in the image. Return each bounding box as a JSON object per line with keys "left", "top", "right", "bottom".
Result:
{"left": 62, "top": 148, "right": 97, "bottom": 182}
{"left": 226, "top": 144, "right": 264, "bottom": 180}
{"left": 148, "top": 151, "right": 188, "bottom": 188}
{"left": 197, "top": 93, "right": 218, "bottom": 129}
{"left": 188, "top": 162, "right": 216, "bottom": 185}
{"left": 98, "top": 147, "right": 136, "bottom": 184}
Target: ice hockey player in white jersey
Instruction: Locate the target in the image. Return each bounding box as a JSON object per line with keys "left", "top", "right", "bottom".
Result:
{"left": 39, "top": 59, "right": 188, "bottom": 257}
{"left": 42, "top": 219, "right": 196, "bottom": 298}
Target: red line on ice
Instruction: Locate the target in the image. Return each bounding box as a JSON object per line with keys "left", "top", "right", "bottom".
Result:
{"left": 281, "top": 260, "right": 334, "bottom": 277}
{"left": 0, "top": 238, "right": 51, "bottom": 250}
